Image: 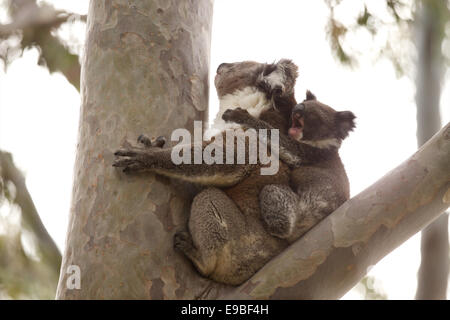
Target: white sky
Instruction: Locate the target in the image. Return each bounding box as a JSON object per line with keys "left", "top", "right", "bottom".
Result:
{"left": 0, "top": 0, "right": 449, "bottom": 299}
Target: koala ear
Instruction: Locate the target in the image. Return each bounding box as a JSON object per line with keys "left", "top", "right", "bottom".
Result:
{"left": 305, "top": 90, "right": 317, "bottom": 101}
{"left": 276, "top": 59, "right": 299, "bottom": 84}
{"left": 336, "top": 111, "right": 356, "bottom": 139}
{"left": 258, "top": 59, "right": 298, "bottom": 96}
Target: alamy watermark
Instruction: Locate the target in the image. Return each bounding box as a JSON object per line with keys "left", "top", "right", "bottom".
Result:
{"left": 169, "top": 121, "right": 280, "bottom": 175}
{"left": 66, "top": 265, "right": 81, "bottom": 290}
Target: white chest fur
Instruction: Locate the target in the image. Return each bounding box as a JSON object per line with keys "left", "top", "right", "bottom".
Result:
{"left": 205, "top": 87, "right": 271, "bottom": 139}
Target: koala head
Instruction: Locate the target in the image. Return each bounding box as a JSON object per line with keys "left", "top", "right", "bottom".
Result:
{"left": 288, "top": 91, "right": 356, "bottom": 149}
{"left": 214, "top": 59, "right": 298, "bottom": 100}
{"left": 213, "top": 60, "right": 298, "bottom": 125}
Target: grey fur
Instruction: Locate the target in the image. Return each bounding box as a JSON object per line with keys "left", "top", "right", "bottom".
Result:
{"left": 259, "top": 184, "right": 298, "bottom": 239}
{"left": 113, "top": 62, "right": 355, "bottom": 286}
{"left": 225, "top": 93, "right": 355, "bottom": 243}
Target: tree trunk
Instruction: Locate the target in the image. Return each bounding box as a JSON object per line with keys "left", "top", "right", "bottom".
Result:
{"left": 225, "top": 122, "right": 450, "bottom": 299}
{"left": 414, "top": 0, "right": 448, "bottom": 300}
{"left": 56, "top": 0, "right": 223, "bottom": 299}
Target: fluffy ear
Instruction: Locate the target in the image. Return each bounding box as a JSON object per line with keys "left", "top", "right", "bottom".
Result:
{"left": 276, "top": 59, "right": 299, "bottom": 85}
{"left": 305, "top": 90, "right": 317, "bottom": 101}
{"left": 335, "top": 111, "right": 356, "bottom": 139}
{"left": 258, "top": 59, "right": 298, "bottom": 96}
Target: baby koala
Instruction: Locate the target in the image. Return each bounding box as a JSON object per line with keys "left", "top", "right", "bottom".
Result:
{"left": 222, "top": 91, "right": 356, "bottom": 243}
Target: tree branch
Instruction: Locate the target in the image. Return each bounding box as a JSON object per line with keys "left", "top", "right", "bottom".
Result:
{"left": 0, "top": 0, "right": 83, "bottom": 90}
{"left": 0, "top": 0, "right": 70, "bottom": 37}
{"left": 223, "top": 122, "right": 450, "bottom": 300}
{"left": 0, "top": 150, "right": 61, "bottom": 274}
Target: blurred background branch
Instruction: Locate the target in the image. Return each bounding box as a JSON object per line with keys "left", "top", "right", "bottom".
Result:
{"left": 0, "top": 151, "right": 61, "bottom": 299}
{"left": 414, "top": 0, "right": 449, "bottom": 300}
{"left": 0, "top": 0, "right": 84, "bottom": 90}
{"left": 324, "top": 0, "right": 449, "bottom": 300}
{"left": 0, "top": 0, "right": 79, "bottom": 299}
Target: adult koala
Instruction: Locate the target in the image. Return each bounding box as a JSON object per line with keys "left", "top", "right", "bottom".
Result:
{"left": 114, "top": 59, "right": 299, "bottom": 285}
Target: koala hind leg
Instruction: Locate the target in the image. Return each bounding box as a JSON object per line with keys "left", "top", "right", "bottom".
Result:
{"left": 173, "top": 230, "right": 211, "bottom": 276}
{"left": 175, "top": 187, "right": 245, "bottom": 280}
{"left": 287, "top": 182, "right": 342, "bottom": 242}
{"left": 261, "top": 177, "right": 344, "bottom": 243}
{"left": 259, "top": 184, "right": 299, "bottom": 239}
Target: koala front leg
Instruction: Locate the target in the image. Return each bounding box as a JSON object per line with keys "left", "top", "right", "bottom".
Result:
{"left": 113, "top": 145, "right": 175, "bottom": 172}
{"left": 222, "top": 108, "right": 334, "bottom": 167}
{"left": 222, "top": 108, "right": 302, "bottom": 167}
{"left": 113, "top": 138, "right": 251, "bottom": 187}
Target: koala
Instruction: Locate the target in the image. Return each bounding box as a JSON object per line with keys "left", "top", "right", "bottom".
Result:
{"left": 222, "top": 91, "right": 356, "bottom": 243}
{"left": 114, "top": 59, "right": 300, "bottom": 285}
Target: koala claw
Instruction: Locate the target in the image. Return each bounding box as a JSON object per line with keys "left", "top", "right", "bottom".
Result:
{"left": 137, "top": 134, "right": 166, "bottom": 148}
{"left": 113, "top": 146, "right": 157, "bottom": 173}
{"left": 174, "top": 231, "right": 193, "bottom": 250}
{"left": 122, "top": 164, "right": 141, "bottom": 173}
{"left": 112, "top": 157, "right": 143, "bottom": 173}
{"left": 114, "top": 149, "right": 138, "bottom": 157}
{"left": 137, "top": 134, "right": 152, "bottom": 148}
{"left": 154, "top": 136, "right": 166, "bottom": 148}
{"left": 112, "top": 158, "right": 137, "bottom": 167}
{"left": 221, "top": 108, "right": 250, "bottom": 124}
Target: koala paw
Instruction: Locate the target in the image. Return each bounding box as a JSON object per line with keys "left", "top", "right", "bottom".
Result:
{"left": 174, "top": 230, "right": 193, "bottom": 251}
{"left": 221, "top": 108, "right": 251, "bottom": 124}
{"left": 113, "top": 146, "right": 156, "bottom": 173}
{"left": 137, "top": 134, "right": 166, "bottom": 148}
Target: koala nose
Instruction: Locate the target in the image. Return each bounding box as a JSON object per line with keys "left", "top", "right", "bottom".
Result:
{"left": 217, "top": 63, "right": 231, "bottom": 73}
{"left": 293, "top": 103, "right": 305, "bottom": 117}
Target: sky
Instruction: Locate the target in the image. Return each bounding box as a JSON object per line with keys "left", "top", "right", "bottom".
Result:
{"left": 0, "top": 0, "right": 449, "bottom": 299}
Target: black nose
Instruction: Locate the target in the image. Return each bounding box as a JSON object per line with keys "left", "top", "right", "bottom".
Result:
{"left": 217, "top": 63, "right": 231, "bottom": 73}
{"left": 293, "top": 103, "right": 305, "bottom": 116}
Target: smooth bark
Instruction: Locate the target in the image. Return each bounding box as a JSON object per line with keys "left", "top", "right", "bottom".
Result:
{"left": 56, "top": 0, "right": 221, "bottom": 299}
